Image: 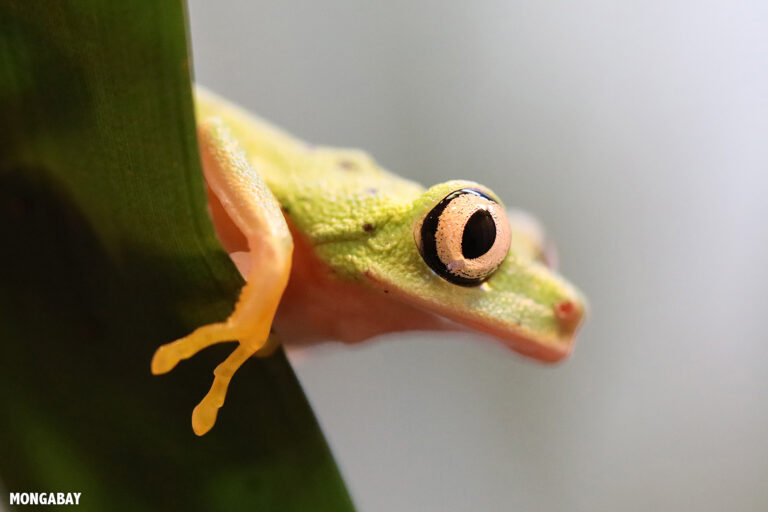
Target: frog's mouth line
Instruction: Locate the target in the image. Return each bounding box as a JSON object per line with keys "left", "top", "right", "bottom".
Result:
{"left": 363, "top": 271, "right": 582, "bottom": 363}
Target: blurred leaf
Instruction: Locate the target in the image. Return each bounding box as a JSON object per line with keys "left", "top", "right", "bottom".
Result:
{"left": 0, "top": 2, "right": 354, "bottom": 511}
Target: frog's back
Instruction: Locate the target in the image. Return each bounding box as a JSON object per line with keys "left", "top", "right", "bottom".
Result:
{"left": 195, "top": 86, "right": 424, "bottom": 244}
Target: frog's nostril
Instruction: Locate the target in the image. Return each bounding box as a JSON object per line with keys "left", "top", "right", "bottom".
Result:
{"left": 554, "top": 300, "right": 582, "bottom": 331}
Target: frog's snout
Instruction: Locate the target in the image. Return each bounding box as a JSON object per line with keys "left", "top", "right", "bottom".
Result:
{"left": 554, "top": 299, "right": 584, "bottom": 333}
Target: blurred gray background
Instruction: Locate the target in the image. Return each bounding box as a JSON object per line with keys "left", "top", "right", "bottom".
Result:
{"left": 188, "top": 1, "right": 768, "bottom": 511}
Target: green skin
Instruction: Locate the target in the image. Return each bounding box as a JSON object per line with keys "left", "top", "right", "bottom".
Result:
{"left": 195, "top": 87, "right": 586, "bottom": 362}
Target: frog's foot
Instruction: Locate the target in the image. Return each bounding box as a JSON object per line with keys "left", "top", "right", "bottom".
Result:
{"left": 153, "top": 327, "right": 284, "bottom": 435}
{"left": 152, "top": 315, "right": 280, "bottom": 435}
{"left": 151, "top": 117, "right": 293, "bottom": 435}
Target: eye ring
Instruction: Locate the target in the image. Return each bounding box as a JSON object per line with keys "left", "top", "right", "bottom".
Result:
{"left": 416, "top": 188, "right": 511, "bottom": 286}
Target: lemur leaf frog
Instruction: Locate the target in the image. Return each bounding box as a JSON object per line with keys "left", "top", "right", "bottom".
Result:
{"left": 152, "top": 87, "right": 586, "bottom": 435}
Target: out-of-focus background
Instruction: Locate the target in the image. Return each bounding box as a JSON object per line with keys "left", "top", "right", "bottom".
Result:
{"left": 188, "top": 1, "right": 768, "bottom": 510}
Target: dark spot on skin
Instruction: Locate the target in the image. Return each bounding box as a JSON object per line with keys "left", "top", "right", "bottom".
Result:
{"left": 383, "top": 290, "right": 389, "bottom": 294}
{"left": 339, "top": 159, "right": 357, "bottom": 170}
{"left": 363, "top": 223, "right": 375, "bottom": 232}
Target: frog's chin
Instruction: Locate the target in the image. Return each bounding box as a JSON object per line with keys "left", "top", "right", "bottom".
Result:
{"left": 436, "top": 315, "right": 573, "bottom": 363}
{"left": 401, "top": 314, "right": 573, "bottom": 363}
{"left": 444, "top": 313, "right": 573, "bottom": 363}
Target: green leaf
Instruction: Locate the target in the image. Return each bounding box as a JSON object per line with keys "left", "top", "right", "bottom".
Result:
{"left": 0, "top": 2, "right": 354, "bottom": 511}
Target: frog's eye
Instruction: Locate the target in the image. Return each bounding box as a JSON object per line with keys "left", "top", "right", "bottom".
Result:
{"left": 416, "top": 188, "right": 511, "bottom": 286}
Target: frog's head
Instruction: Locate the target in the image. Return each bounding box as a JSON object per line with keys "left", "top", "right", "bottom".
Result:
{"left": 364, "top": 180, "right": 586, "bottom": 362}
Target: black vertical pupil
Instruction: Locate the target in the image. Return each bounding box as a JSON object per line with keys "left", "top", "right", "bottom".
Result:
{"left": 461, "top": 209, "right": 496, "bottom": 259}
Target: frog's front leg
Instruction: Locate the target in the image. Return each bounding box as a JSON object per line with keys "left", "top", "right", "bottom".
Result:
{"left": 151, "top": 118, "right": 293, "bottom": 436}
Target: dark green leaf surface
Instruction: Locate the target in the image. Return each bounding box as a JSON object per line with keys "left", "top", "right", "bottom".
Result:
{"left": 0, "top": 2, "right": 354, "bottom": 510}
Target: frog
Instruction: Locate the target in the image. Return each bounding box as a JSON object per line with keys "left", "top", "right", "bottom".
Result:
{"left": 151, "top": 87, "right": 587, "bottom": 436}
